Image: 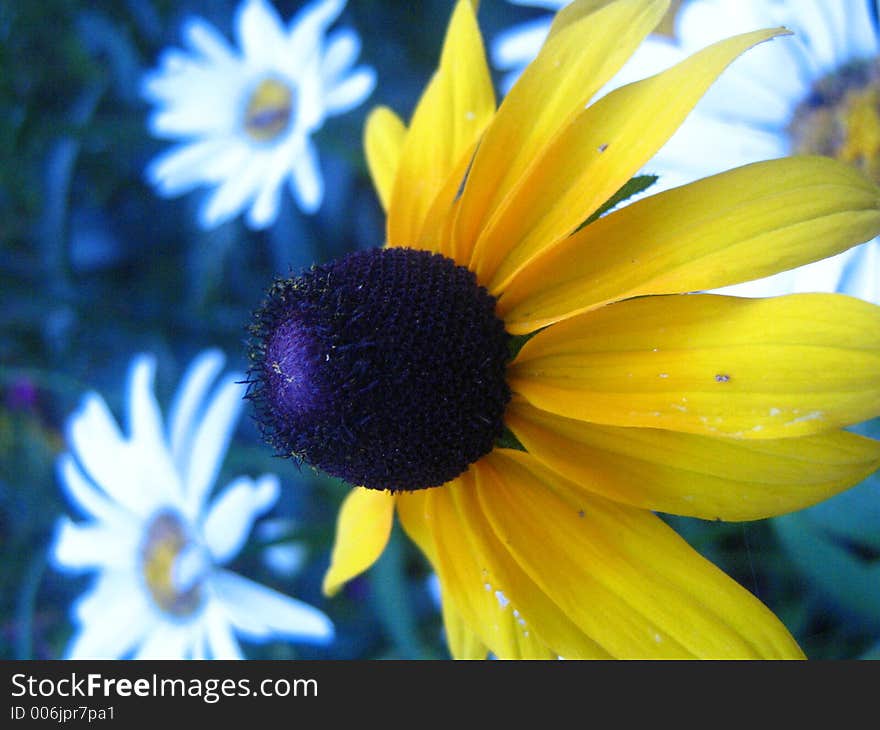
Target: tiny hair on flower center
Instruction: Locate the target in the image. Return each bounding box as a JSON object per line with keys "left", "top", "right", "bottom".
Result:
{"left": 246, "top": 247, "right": 512, "bottom": 492}
{"left": 140, "top": 510, "right": 207, "bottom": 617}
{"left": 243, "top": 76, "right": 296, "bottom": 143}
{"left": 790, "top": 57, "right": 880, "bottom": 183}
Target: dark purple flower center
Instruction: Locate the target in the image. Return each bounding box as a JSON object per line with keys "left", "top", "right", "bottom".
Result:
{"left": 247, "top": 247, "right": 511, "bottom": 492}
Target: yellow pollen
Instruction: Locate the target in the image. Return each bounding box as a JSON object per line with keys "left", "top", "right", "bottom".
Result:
{"left": 790, "top": 59, "right": 880, "bottom": 183}
{"left": 243, "top": 76, "right": 295, "bottom": 143}
{"left": 838, "top": 86, "right": 880, "bottom": 181}
{"left": 140, "top": 510, "right": 204, "bottom": 617}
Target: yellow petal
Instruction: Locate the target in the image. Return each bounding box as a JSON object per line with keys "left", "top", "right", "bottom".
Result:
{"left": 396, "top": 490, "right": 436, "bottom": 563}
{"left": 322, "top": 487, "right": 395, "bottom": 597}
{"left": 455, "top": 462, "right": 613, "bottom": 658}
{"left": 509, "top": 293, "right": 880, "bottom": 439}
{"left": 387, "top": 0, "right": 494, "bottom": 250}
{"left": 454, "top": 0, "right": 669, "bottom": 271}
{"left": 507, "top": 398, "right": 880, "bottom": 521}
{"left": 364, "top": 107, "right": 406, "bottom": 213}
{"left": 468, "top": 22, "right": 787, "bottom": 290}
{"left": 425, "top": 482, "right": 555, "bottom": 659}
{"left": 546, "top": 0, "right": 630, "bottom": 38}
{"left": 498, "top": 156, "right": 880, "bottom": 333}
{"left": 479, "top": 450, "right": 805, "bottom": 658}
{"left": 441, "top": 600, "right": 489, "bottom": 660}
{"left": 416, "top": 140, "right": 479, "bottom": 261}
{"left": 398, "top": 490, "right": 488, "bottom": 659}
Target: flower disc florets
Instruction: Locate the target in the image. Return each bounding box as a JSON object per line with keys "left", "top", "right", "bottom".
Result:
{"left": 247, "top": 247, "right": 512, "bottom": 491}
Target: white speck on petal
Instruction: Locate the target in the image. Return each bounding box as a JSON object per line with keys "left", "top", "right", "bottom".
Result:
{"left": 784, "top": 410, "right": 824, "bottom": 427}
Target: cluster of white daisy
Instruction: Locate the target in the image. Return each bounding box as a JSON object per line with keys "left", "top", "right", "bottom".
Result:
{"left": 52, "top": 0, "right": 377, "bottom": 661}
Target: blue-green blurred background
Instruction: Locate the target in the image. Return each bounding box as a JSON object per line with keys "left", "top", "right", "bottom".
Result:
{"left": 1, "top": 0, "right": 878, "bottom": 660}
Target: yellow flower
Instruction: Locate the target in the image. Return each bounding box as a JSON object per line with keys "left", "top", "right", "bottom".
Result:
{"left": 283, "top": 0, "right": 880, "bottom": 659}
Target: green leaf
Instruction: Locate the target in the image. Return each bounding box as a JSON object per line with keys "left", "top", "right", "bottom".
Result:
{"left": 495, "top": 426, "right": 526, "bottom": 452}
{"left": 578, "top": 174, "right": 659, "bottom": 230}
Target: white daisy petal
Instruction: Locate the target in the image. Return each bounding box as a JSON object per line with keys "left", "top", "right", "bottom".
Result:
{"left": 199, "top": 142, "right": 253, "bottom": 185}
{"left": 321, "top": 28, "right": 361, "bottom": 81}
{"left": 148, "top": 80, "right": 242, "bottom": 138}
{"left": 201, "top": 475, "right": 280, "bottom": 564}
{"left": 183, "top": 374, "right": 246, "bottom": 519}
{"left": 675, "top": 0, "right": 815, "bottom": 103}
{"left": 146, "top": 139, "right": 232, "bottom": 197}
{"left": 167, "top": 348, "right": 226, "bottom": 473}
{"left": 132, "top": 623, "right": 192, "bottom": 660}
{"left": 246, "top": 178, "right": 284, "bottom": 230}
{"left": 65, "top": 619, "right": 148, "bottom": 660}
{"left": 324, "top": 67, "right": 375, "bottom": 116}
{"left": 211, "top": 569, "right": 334, "bottom": 644}
{"left": 140, "top": 50, "right": 193, "bottom": 100}
{"left": 183, "top": 16, "right": 236, "bottom": 63}
{"left": 491, "top": 17, "right": 553, "bottom": 71}
{"left": 839, "top": 0, "right": 880, "bottom": 60}
{"left": 287, "top": 0, "right": 346, "bottom": 60}
{"left": 65, "top": 573, "right": 155, "bottom": 659}
{"left": 198, "top": 155, "right": 270, "bottom": 229}
{"left": 246, "top": 152, "right": 294, "bottom": 229}
{"left": 836, "top": 241, "right": 880, "bottom": 304}
{"left": 793, "top": 0, "right": 844, "bottom": 72}
{"left": 263, "top": 543, "right": 307, "bottom": 578}
{"left": 67, "top": 395, "right": 158, "bottom": 517}
{"left": 599, "top": 35, "right": 684, "bottom": 97}
{"left": 126, "top": 355, "right": 164, "bottom": 447}
{"left": 651, "top": 113, "right": 789, "bottom": 181}
{"left": 56, "top": 453, "right": 131, "bottom": 525}
{"left": 124, "top": 357, "right": 185, "bottom": 510}
{"left": 290, "top": 140, "right": 324, "bottom": 214}
{"left": 236, "top": 0, "right": 287, "bottom": 69}
{"left": 204, "top": 603, "right": 245, "bottom": 659}
{"left": 189, "top": 623, "right": 210, "bottom": 660}
{"left": 51, "top": 517, "right": 136, "bottom": 572}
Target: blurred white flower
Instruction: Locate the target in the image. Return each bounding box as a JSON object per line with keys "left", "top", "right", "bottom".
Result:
{"left": 52, "top": 349, "right": 334, "bottom": 659}
{"left": 491, "top": 0, "right": 880, "bottom": 303}
{"left": 635, "top": 0, "right": 880, "bottom": 303}
{"left": 142, "top": 0, "right": 375, "bottom": 229}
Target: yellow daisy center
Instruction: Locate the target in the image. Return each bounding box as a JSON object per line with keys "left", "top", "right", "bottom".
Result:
{"left": 243, "top": 76, "right": 296, "bottom": 144}
{"left": 140, "top": 510, "right": 206, "bottom": 618}
{"left": 790, "top": 59, "right": 880, "bottom": 183}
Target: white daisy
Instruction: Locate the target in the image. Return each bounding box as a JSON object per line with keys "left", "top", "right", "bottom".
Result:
{"left": 51, "top": 349, "right": 334, "bottom": 659}
{"left": 491, "top": 0, "right": 880, "bottom": 303}
{"left": 143, "top": 0, "right": 376, "bottom": 230}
